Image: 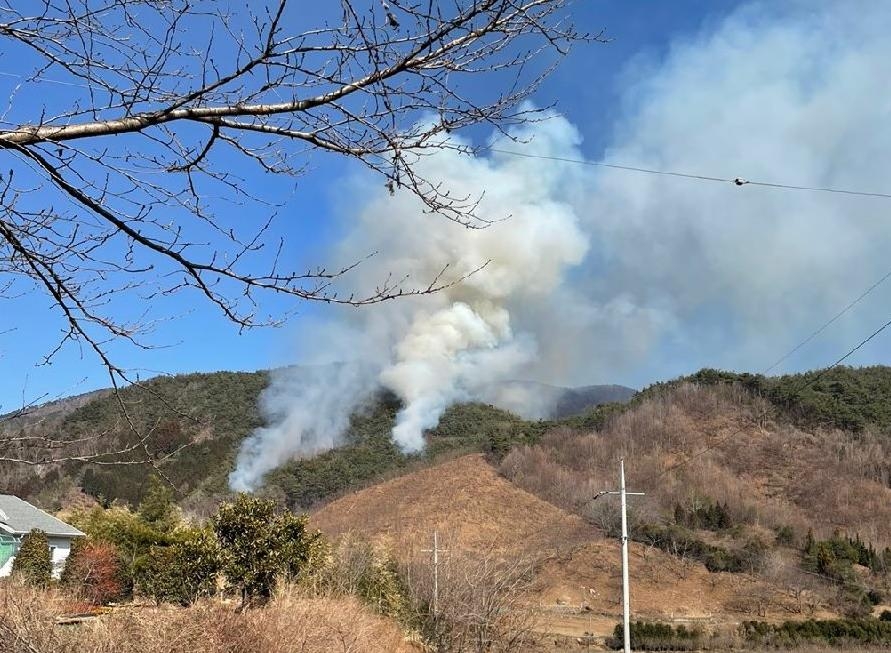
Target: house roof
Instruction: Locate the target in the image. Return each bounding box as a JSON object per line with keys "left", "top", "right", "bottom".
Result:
{"left": 0, "top": 495, "right": 84, "bottom": 537}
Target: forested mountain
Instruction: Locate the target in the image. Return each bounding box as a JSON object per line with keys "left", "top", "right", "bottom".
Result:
{"left": 3, "top": 364, "right": 891, "bottom": 625}
{"left": 3, "top": 365, "right": 891, "bottom": 531}
{"left": 0, "top": 370, "right": 630, "bottom": 512}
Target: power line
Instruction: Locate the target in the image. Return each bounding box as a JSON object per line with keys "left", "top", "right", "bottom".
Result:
{"left": 654, "top": 310, "right": 891, "bottom": 481}
{"left": 487, "top": 147, "right": 891, "bottom": 200}
{"left": 761, "top": 269, "right": 891, "bottom": 375}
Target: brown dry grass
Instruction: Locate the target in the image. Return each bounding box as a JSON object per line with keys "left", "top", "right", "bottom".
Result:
{"left": 311, "top": 453, "right": 596, "bottom": 561}
{"left": 501, "top": 383, "right": 891, "bottom": 547}
{"left": 531, "top": 538, "right": 836, "bottom": 625}
{"left": 309, "top": 449, "right": 843, "bottom": 642}
{"left": 0, "top": 581, "right": 416, "bottom": 653}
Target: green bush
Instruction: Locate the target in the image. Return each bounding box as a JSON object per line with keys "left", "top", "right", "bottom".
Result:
{"left": 632, "top": 523, "right": 765, "bottom": 574}
{"left": 608, "top": 621, "right": 705, "bottom": 651}
{"left": 11, "top": 528, "right": 52, "bottom": 587}
{"left": 774, "top": 525, "right": 796, "bottom": 546}
{"left": 212, "top": 494, "right": 322, "bottom": 606}
{"left": 742, "top": 618, "right": 891, "bottom": 647}
{"left": 135, "top": 527, "right": 220, "bottom": 605}
{"left": 67, "top": 505, "right": 174, "bottom": 594}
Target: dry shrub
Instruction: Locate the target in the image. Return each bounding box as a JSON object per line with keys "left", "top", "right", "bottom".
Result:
{"left": 307, "top": 535, "right": 412, "bottom": 624}
{"left": 60, "top": 541, "right": 124, "bottom": 606}
{"left": 0, "top": 581, "right": 414, "bottom": 653}
{"left": 0, "top": 579, "right": 67, "bottom": 653}
{"left": 402, "top": 547, "right": 542, "bottom": 653}
{"left": 501, "top": 383, "right": 891, "bottom": 547}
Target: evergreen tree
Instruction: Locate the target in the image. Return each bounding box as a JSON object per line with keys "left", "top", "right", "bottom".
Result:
{"left": 12, "top": 528, "right": 52, "bottom": 587}
{"left": 673, "top": 503, "right": 686, "bottom": 526}
{"left": 715, "top": 502, "right": 732, "bottom": 530}
{"left": 59, "top": 536, "right": 86, "bottom": 586}
{"left": 804, "top": 528, "right": 816, "bottom": 556}
{"left": 137, "top": 475, "right": 179, "bottom": 532}
{"left": 212, "top": 494, "right": 322, "bottom": 606}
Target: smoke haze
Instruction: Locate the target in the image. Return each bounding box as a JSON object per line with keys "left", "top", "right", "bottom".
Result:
{"left": 230, "top": 1, "right": 891, "bottom": 490}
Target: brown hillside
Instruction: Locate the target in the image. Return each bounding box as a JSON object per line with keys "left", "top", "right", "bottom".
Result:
{"left": 502, "top": 383, "right": 891, "bottom": 547}
{"left": 312, "top": 453, "right": 838, "bottom": 641}
{"left": 311, "top": 453, "right": 595, "bottom": 558}
{"left": 533, "top": 539, "right": 836, "bottom": 639}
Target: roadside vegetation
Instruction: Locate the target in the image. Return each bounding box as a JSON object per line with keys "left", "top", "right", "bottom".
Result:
{"left": 1, "top": 477, "right": 541, "bottom": 653}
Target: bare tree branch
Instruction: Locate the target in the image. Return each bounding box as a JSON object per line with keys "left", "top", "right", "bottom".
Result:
{"left": 0, "top": 0, "right": 596, "bottom": 465}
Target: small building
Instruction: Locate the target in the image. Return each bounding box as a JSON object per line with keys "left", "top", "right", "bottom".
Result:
{"left": 0, "top": 494, "right": 85, "bottom": 578}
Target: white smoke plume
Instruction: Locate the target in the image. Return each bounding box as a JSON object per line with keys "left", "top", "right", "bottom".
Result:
{"left": 230, "top": 117, "right": 589, "bottom": 489}
{"left": 231, "top": 0, "right": 891, "bottom": 490}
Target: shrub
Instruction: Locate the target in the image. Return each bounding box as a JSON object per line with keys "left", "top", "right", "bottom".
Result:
{"left": 59, "top": 537, "right": 86, "bottom": 587}
{"left": 774, "top": 525, "right": 796, "bottom": 546}
{"left": 212, "top": 494, "right": 322, "bottom": 606}
{"left": 11, "top": 528, "right": 52, "bottom": 587}
{"left": 67, "top": 505, "right": 174, "bottom": 591}
{"left": 135, "top": 527, "right": 220, "bottom": 605}
{"left": 315, "top": 537, "right": 411, "bottom": 623}
{"left": 60, "top": 540, "right": 124, "bottom": 605}
{"left": 742, "top": 618, "right": 891, "bottom": 646}
{"left": 608, "top": 621, "right": 705, "bottom": 651}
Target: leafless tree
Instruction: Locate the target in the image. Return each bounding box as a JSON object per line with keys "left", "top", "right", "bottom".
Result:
{"left": 0, "top": 0, "right": 597, "bottom": 460}
{"left": 404, "top": 546, "right": 542, "bottom": 653}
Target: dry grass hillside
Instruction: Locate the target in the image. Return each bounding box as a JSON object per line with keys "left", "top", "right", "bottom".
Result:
{"left": 311, "top": 452, "right": 844, "bottom": 642}
{"left": 533, "top": 539, "right": 837, "bottom": 640}
{"left": 311, "top": 453, "right": 595, "bottom": 559}
{"left": 502, "top": 383, "right": 891, "bottom": 546}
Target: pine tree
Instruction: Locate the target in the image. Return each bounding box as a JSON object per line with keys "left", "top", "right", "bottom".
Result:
{"left": 804, "top": 528, "right": 816, "bottom": 555}
{"left": 715, "top": 502, "right": 732, "bottom": 530}
{"left": 12, "top": 528, "right": 52, "bottom": 587}
{"left": 673, "top": 503, "right": 686, "bottom": 527}
{"left": 138, "top": 475, "right": 179, "bottom": 532}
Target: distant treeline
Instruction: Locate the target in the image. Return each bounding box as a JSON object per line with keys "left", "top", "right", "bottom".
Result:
{"left": 642, "top": 366, "right": 891, "bottom": 434}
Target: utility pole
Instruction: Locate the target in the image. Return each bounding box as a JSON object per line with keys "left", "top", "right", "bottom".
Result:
{"left": 422, "top": 531, "right": 446, "bottom": 619}
{"left": 593, "top": 459, "right": 646, "bottom": 653}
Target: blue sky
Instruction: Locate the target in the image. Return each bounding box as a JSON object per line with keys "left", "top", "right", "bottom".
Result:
{"left": 6, "top": 0, "right": 891, "bottom": 410}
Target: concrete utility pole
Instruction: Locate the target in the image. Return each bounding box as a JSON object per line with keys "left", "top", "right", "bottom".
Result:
{"left": 594, "top": 459, "right": 646, "bottom": 653}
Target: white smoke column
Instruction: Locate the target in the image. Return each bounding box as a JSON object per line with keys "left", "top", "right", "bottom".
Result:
{"left": 349, "top": 119, "right": 590, "bottom": 452}
{"left": 379, "top": 302, "right": 529, "bottom": 451}
{"left": 230, "top": 116, "right": 589, "bottom": 488}
{"left": 229, "top": 363, "right": 377, "bottom": 491}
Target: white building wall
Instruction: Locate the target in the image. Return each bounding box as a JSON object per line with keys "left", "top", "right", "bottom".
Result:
{"left": 0, "top": 554, "right": 13, "bottom": 577}
{"left": 49, "top": 536, "right": 74, "bottom": 579}
{"left": 0, "top": 535, "right": 75, "bottom": 579}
